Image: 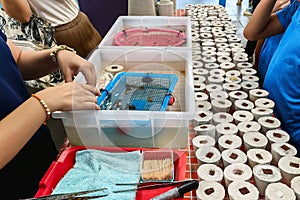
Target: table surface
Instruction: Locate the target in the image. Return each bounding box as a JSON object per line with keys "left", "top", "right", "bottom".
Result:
{"left": 182, "top": 126, "right": 199, "bottom": 200}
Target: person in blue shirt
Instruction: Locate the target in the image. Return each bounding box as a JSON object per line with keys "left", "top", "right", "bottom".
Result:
{"left": 256, "top": 0, "right": 292, "bottom": 86}
{"left": 244, "top": 0, "right": 300, "bottom": 155}
{"left": 0, "top": 30, "right": 100, "bottom": 199}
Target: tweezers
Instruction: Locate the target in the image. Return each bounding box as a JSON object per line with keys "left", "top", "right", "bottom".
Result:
{"left": 113, "top": 179, "right": 193, "bottom": 193}
{"left": 21, "top": 188, "right": 108, "bottom": 200}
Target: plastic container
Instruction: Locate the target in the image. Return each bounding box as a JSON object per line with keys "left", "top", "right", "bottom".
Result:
{"left": 114, "top": 28, "right": 184, "bottom": 46}
{"left": 34, "top": 146, "right": 187, "bottom": 200}
{"left": 98, "top": 16, "right": 192, "bottom": 49}
{"left": 141, "top": 149, "right": 174, "bottom": 182}
{"left": 52, "top": 49, "right": 195, "bottom": 148}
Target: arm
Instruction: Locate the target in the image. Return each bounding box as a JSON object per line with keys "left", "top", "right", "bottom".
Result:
{"left": 0, "top": 82, "right": 100, "bottom": 169}
{"left": 273, "top": 0, "right": 290, "bottom": 12}
{"left": 8, "top": 40, "right": 58, "bottom": 80}
{"left": 0, "top": 0, "right": 32, "bottom": 23}
{"left": 252, "top": 0, "right": 290, "bottom": 70}
{"left": 0, "top": 41, "right": 100, "bottom": 169}
{"left": 254, "top": 39, "right": 265, "bottom": 70}
{"left": 8, "top": 41, "right": 97, "bottom": 86}
{"left": 243, "top": 0, "right": 285, "bottom": 41}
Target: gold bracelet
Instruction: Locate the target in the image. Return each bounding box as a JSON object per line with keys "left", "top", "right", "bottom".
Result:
{"left": 49, "top": 45, "right": 76, "bottom": 65}
{"left": 31, "top": 94, "right": 51, "bottom": 125}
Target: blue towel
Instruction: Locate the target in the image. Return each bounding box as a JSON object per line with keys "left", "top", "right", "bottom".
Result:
{"left": 52, "top": 149, "right": 142, "bottom": 200}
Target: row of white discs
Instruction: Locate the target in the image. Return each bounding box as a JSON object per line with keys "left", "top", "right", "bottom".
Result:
{"left": 186, "top": 3, "right": 300, "bottom": 200}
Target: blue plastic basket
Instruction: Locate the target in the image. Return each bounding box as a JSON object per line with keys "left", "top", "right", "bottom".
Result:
{"left": 97, "top": 72, "right": 178, "bottom": 111}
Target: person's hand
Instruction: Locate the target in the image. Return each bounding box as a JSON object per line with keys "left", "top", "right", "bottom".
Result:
{"left": 56, "top": 50, "right": 97, "bottom": 87}
{"left": 36, "top": 82, "right": 101, "bottom": 112}
{"left": 272, "top": 0, "right": 290, "bottom": 13}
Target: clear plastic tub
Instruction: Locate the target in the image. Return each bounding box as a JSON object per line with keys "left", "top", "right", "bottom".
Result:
{"left": 52, "top": 48, "right": 195, "bottom": 148}
{"left": 98, "top": 16, "right": 192, "bottom": 50}
{"left": 141, "top": 149, "right": 174, "bottom": 182}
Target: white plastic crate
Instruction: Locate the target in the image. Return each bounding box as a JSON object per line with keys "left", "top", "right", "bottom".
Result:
{"left": 98, "top": 16, "right": 192, "bottom": 50}
{"left": 52, "top": 48, "right": 195, "bottom": 148}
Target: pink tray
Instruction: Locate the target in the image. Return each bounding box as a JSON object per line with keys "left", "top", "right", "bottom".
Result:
{"left": 35, "top": 146, "right": 187, "bottom": 200}
{"left": 113, "top": 28, "right": 186, "bottom": 46}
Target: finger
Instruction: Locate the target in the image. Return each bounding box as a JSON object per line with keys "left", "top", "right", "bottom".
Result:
{"left": 72, "top": 85, "right": 100, "bottom": 107}
{"left": 79, "top": 60, "right": 97, "bottom": 87}
{"left": 63, "top": 69, "right": 74, "bottom": 83}
{"left": 81, "top": 94, "right": 98, "bottom": 104}
{"left": 72, "top": 100, "right": 100, "bottom": 110}
{"left": 80, "top": 83, "right": 101, "bottom": 96}
{"left": 72, "top": 103, "right": 99, "bottom": 110}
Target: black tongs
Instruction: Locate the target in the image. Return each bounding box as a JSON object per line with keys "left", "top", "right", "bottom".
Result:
{"left": 21, "top": 180, "right": 198, "bottom": 200}
{"left": 113, "top": 179, "right": 196, "bottom": 193}
{"left": 20, "top": 188, "right": 108, "bottom": 200}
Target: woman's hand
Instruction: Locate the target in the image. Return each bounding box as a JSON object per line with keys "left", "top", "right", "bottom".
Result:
{"left": 36, "top": 82, "right": 101, "bottom": 112}
{"left": 56, "top": 50, "right": 97, "bottom": 87}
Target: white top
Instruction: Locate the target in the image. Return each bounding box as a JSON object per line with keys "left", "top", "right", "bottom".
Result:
{"left": 27, "top": 0, "right": 79, "bottom": 26}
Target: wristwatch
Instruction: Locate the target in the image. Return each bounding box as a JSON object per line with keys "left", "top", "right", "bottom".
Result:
{"left": 49, "top": 45, "right": 76, "bottom": 65}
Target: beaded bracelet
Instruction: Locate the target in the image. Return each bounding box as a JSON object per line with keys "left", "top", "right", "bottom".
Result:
{"left": 31, "top": 94, "right": 51, "bottom": 125}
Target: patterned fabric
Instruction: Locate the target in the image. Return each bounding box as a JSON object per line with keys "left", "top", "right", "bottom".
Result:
{"left": 0, "top": 8, "right": 55, "bottom": 50}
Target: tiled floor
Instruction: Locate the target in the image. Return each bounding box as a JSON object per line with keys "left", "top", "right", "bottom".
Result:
{"left": 176, "top": 0, "right": 252, "bottom": 46}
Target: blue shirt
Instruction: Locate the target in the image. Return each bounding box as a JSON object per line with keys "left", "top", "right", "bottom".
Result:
{"left": 0, "top": 30, "right": 31, "bottom": 119}
{"left": 258, "top": 33, "right": 283, "bottom": 85}
{"left": 0, "top": 30, "right": 57, "bottom": 199}
{"left": 263, "top": 0, "right": 300, "bottom": 154}
{"left": 258, "top": 0, "right": 297, "bottom": 86}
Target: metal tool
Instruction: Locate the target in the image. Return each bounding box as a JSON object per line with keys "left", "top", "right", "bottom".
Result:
{"left": 21, "top": 188, "right": 108, "bottom": 200}
{"left": 113, "top": 179, "right": 194, "bottom": 193}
